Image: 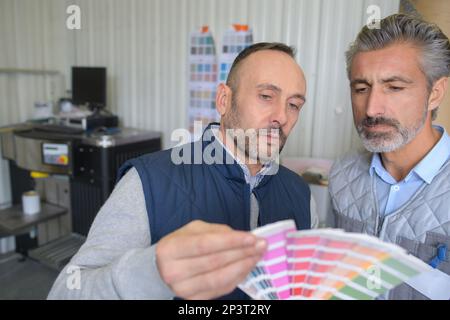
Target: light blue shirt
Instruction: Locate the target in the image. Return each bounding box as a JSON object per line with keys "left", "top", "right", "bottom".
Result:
{"left": 370, "top": 125, "right": 450, "bottom": 216}
{"left": 369, "top": 125, "right": 450, "bottom": 300}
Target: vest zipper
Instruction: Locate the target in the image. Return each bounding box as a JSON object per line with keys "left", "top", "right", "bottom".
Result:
{"left": 252, "top": 190, "right": 260, "bottom": 228}
{"left": 244, "top": 183, "right": 251, "bottom": 230}
{"left": 376, "top": 215, "right": 385, "bottom": 237}
{"left": 372, "top": 173, "right": 384, "bottom": 237}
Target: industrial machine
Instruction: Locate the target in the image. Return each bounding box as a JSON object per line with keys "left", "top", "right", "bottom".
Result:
{"left": 0, "top": 123, "right": 161, "bottom": 269}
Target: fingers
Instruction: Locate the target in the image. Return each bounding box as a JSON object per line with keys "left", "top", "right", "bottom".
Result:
{"left": 156, "top": 220, "right": 268, "bottom": 300}
{"left": 160, "top": 231, "right": 258, "bottom": 259}
{"left": 163, "top": 239, "right": 267, "bottom": 283}
{"left": 170, "top": 231, "right": 257, "bottom": 258}
{"left": 181, "top": 220, "right": 232, "bottom": 235}
{"left": 172, "top": 254, "right": 263, "bottom": 299}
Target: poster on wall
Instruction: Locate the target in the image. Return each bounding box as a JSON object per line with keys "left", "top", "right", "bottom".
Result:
{"left": 218, "top": 24, "right": 253, "bottom": 84}
{"left": 187, "top": 24, "right": 253, "bottom": 140}
{"left": 188, "top": 26, "right": 219, "bottom": 139}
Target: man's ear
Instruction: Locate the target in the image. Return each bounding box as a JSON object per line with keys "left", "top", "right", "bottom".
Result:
{"left": 428, "top": 77, "right": 448, "bottom": 112}
{"left": 215, "top": 83, "right": 233, "bottom": 116}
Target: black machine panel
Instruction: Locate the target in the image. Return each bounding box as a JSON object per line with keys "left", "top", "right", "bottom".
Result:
{"left": 70, "top": 136, "right": 161, "bottom": 235}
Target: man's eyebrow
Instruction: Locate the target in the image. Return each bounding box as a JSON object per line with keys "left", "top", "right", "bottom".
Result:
{"left": 350, "top": 79, "right": 371, "bottom": 87}
{"left": 257, "top": 83, "right": 306, "bottom": 103}
{"left": 256, "top": 83, "right": 282, "bottom": 92}
{"left": 291, "top": 93, "right": 306, "bottom": 103}
{"left": 381, "top": 76, "right": 413, "bottom": 84}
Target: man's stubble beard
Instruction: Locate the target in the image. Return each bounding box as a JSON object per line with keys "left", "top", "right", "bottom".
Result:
{"left": 222, "top": 93, "right": 287, "bottom": 163}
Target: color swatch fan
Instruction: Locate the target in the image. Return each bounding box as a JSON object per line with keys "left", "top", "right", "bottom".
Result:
{"left": 239, "top": 220, "right": 296, "bottom": 299}
{"left": 239, "top": 220, "right": 431, "bottom": 300}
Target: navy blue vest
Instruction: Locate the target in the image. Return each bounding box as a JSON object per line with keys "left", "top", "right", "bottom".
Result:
{"left": 118, "top": 123, "right": 311, "bottom": 299}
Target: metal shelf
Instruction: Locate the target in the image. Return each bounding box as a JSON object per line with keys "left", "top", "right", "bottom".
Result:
{"left": 28, "top": 233, "right": 86, "bottom": 271}
{"left": 0, "top": 202, "right": 68, "bottom": 236}
{"left": 0, "top": 68, "right": 60, "bottom": 76}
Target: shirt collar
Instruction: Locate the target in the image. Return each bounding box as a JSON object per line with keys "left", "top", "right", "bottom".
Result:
{"left": 413, "top": 125, "right": 450, "bottom": 184}
{"left": 369, "top": 153, "right": 397, "bottom": 184}
{"left": 369, "top": 125, "right": 450, "bottom": 184}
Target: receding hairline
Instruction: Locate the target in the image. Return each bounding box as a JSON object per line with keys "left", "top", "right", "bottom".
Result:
{"left": 226, "top": 42, "right": 297, "bottom": 92}
{"left": 227, "top": 49, "right": 301, "bottom": 94}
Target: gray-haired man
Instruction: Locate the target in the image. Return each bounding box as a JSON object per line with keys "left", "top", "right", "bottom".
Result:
{"left": 329, "top": 14, "right": 450, "bottom": 299}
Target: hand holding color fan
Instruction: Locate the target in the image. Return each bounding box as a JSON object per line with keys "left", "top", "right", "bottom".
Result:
{"left": 239, "top": 220, "right": 431, "bottom": 300}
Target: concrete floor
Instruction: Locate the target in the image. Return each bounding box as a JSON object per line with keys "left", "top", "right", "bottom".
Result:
{"left": 0, "top": 252, "right": 59, "bottom": 300}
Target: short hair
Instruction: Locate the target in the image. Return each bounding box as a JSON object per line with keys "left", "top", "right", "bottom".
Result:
{"left": 346, "top": 14, "right": 450, "bottom": 120}
{"left": 226, "top": 42, "right": 296, "bottom": 94}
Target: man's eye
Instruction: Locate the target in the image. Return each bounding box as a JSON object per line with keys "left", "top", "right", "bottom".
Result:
{"left": 389, "top": 86, "right": 404, "bottom": 92}
{"left": 259, "top": 94, "right": 272, "bottom": 100}
{"left": 354, "top": 87, "right": 368, "bottom": 94}
{"left": 289, "top": 103, "right": 300, "bottom": 110}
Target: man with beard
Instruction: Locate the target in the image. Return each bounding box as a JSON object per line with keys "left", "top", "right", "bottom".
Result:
{"left": 48, "top": 42, "right": 317, "bottom": 300}
{"left": 329, "top": 14, "right": 450, "bottom": 299}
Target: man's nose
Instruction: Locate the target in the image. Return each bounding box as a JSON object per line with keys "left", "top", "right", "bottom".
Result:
{"left": 271, "top": 102, "right": 288, "bottom": 126}
{"left": 365, "top": 87, "right": 386, "bottom": 118}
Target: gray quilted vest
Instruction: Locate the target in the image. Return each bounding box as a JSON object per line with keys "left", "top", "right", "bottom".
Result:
{"left": 329, "top": 151, "right": 450, "bottom": 300}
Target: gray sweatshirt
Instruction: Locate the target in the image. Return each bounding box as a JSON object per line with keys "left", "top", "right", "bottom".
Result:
{"left": 47, "top": 167, "right": 318, "bottom": 299}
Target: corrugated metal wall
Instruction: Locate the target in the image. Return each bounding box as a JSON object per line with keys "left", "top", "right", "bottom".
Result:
{"left": 0, "top": 0, "right": 400, "bottom": 205}
{"left": 0, "top": 0, "right": 400, "bottom": 150}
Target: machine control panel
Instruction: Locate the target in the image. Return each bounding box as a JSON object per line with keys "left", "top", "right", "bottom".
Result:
{"left": 42, "top": 143, "right": 70, "bottom": 166}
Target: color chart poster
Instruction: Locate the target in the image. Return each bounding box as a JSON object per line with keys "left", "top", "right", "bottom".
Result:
{"left": 218, "top": 24, "right": 253, "bottom": 84}
{"left": 188, "top": 26, "right": 219, "bottom": 139}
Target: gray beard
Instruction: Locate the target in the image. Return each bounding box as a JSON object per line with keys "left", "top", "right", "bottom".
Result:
{"left": 356, "top": 106, "right": 428, "bottom": 153}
